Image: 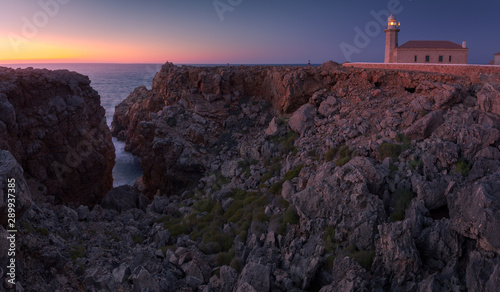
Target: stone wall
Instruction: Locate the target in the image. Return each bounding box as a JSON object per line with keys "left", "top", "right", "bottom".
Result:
{"left": 343, "top": 63, "right": 500, "bottom": 82}
{"left": 394, "top": 48, "right": 468, "bottom": 64}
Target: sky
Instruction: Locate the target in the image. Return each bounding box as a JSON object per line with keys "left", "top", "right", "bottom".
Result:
{"left": 0, "top": 0, "right": 498, "bottom": 64}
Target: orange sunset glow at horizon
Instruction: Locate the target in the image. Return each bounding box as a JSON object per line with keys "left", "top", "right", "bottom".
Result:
{"left": 0, "top": 0, "right": 497, "bottom": 65}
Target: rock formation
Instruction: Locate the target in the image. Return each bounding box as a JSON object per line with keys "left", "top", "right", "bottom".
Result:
{"left": 7, "top": 63, "right": 500, "bottom": 291}
{"left": 0, "top": 67, "right": 115, "bottom": 206}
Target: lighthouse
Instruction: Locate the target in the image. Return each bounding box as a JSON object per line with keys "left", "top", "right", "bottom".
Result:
{"left": 384, "top": 14, "right": 400, "bottom": 63}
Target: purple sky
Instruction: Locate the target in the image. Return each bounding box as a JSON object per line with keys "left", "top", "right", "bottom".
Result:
{"left": 1, "top": 0, "right": 498, "bottom": 64}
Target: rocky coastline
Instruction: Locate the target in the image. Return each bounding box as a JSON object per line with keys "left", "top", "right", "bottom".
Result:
{"left": 1, "top": 63, "right": 500, "bottom": 291}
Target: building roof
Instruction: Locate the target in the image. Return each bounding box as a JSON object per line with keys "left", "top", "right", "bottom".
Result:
{"left": 397, "top": 40, "right": 465, "bottom": 49}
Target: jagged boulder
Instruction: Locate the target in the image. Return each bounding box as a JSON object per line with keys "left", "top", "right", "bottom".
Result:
{"left": 404, "top": 110, "right": 444, "bottom": 141}
{"left": 235, "top": 262, "right": 271, "bottom": 292}
{"left": 320, "top": 256, "right": 372, "bottom": 292}
{"left": 373, "top": 220, "right": 422, "bottom": 289}
{"left": 448, "top": 173, "right": 500, "bottom": 253}
{"left": 285, "top": 164, "right": 385, "bottom": 250}
{"left": 101, "top": 185, "right": 139, "bottom": 213}
{"left": 0, "top": 67, "right": 115, "bottom": 206}
{"left": 477, "top": 83, "right": 500, "bottom": 116}
{"left": 289, "top": 103, "right": 316, "bottom": 134}
{"left": 0, "top": 150, "right": 32, "bottom": 225}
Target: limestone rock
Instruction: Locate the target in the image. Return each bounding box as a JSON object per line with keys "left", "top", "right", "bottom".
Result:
{"left": 101, "top": 185, "right": 139, "bottom": 213}
{"left": 318, "top": 95, "right": 338, "bottom": 117}
{"left": 236, "top": 262, "right": 271, "bottom": 292}
{"left": 289, "top": 103, "right": 317, "bottom": 134}
{"left": 478, "top": 83, "right": 500, "bottom": 116}
{"left": 373, "top": 220, "right": 421, "bottom": 289}
{"left": 404, "top": 110, "right": 444, "bottom": 141}
{"left": 320, "top": 256, "right": 372, "bottom": 292}
{"left": 448, "top": 173, "right": 500, "bottom": 253}
{"left": 287, "top": 164, "right": 385, "bottom": 250}
{"left": 466, "top": 251, "right": 500, "bottom": 292}
{"left": 0, "top": 150, "right": 32, "bottom": 225}
{"left": 0, "top": 67, "right": 115, "bottom": 206}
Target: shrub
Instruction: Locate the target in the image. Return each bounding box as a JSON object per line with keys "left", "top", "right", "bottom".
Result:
{"left": 201, "top": 241, "right": 222, "bottom": 255}
{"left": 335, "top": 156, "right": 351, "bottom": 167}
{"left": 223, "top": 201, "right": 245, "bottom": 222}
{"left": 165, "top": 221, "right": 189, "bottom": 237}
{"left": 279, "top": 131, "right": 298, "bottom": 155}
{"left": 230, "top": 257, "right": 243, "bottom": 272}
{"left": 260, "top": 162, "right": 282, "bottom": 184}
{"left": 408, "top": 159, "right": 422, "bottom": 171}
{"left": 216, "top": 249, "right": 235, "bottom": 266}
{"left": 160, "top": 245, "right": 176, "bottom": 255}
{"left": 325, "top": 148, "right": 336, "bottom": 162}
{"left": 283, "top": 205, "right": 299, "bottom": 225}
{"left": 212, "top": 171, "right": 230, "bottom": 191}
{"left": 70, "top": 244, "right": 86, "bottom": 263}
{"left": 455, "top": 158, "right": 471, "bottom": 177}
{"left": 269, "top": 182, "right": 283, "bottom": 195}
{"left": 253, "top": 208, "right": 269, "bottom": 223}
{"left": 238, "top": 159, "right": 258, "bottom": 178}
{"left": 338, "top": 145, "right": 350, "bottom": 158}
{"left": 231, "top": 188, "right": 247, "bottom": 200}
{"left": 276, "top": 117, "right": 287, "bottom": 126}
{"left": 379, "top": 142, "right": 402, "bottom": 160}
{"left": 284, "top": 164, "right": 304, "bottom": 181}
{"left": 395, "top": 133, "right": 412, "bottom": 150}
{"left": 193, "top": 199, "right": 216, "bottom": 213}
{"left": 335, "top": 146, "right": 352, "bottom": 166}
{"left": 20, "top": 222, "right": 35, "bottom": 233}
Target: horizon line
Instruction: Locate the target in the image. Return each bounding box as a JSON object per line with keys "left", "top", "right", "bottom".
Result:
{"left": 0, "top": 62, "right": 326, "bottom": 66}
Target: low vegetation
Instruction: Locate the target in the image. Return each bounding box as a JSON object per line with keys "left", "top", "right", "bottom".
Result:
{"left": 379, "top": 143, "right": 402, "bottom": 160}
{"left": 390, "top": 188, "right": 414, "bottom": 222}
{"left": 274, "top": 130, "right": 298, "bottom": 156}
{"left": 70, "top": 243, "right": 87, "bottom": 263}
{"left": 158, "top": 189, "right": 272, "bottom": 256}
{"left": 454, "top": 158, "right": 471, "bottom": 177}
{"left": 325, "top": 148, "right": 336, "bottom": 162}
{"left": 336, "top": 145, "right": 352, "bottom": 167}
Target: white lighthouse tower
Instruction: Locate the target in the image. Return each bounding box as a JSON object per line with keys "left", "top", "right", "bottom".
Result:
{"left": 384, "top": 14, "right": 400, "bottom": 63}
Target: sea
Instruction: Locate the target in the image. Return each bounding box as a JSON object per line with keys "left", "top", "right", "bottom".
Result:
{"left": 0, "top": 63, "right": 317, "bottom": 187}
{"left": 0, "top": 63, "right": 163, "bottom": 187}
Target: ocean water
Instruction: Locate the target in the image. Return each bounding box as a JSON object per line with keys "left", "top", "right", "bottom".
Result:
{"left": 1, "top": 63, "right": 163, "bottom": 187}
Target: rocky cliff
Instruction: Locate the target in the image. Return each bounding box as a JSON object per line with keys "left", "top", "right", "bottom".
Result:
{"left": 107, "top": 62, "right": 500, "bottom": 291}
{"left": 8, "top": 63, "right": 500, "bottom": 291}
{"left": 0, "top": 67, "right": 115, "bottom": 206}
